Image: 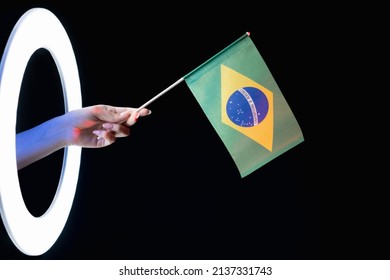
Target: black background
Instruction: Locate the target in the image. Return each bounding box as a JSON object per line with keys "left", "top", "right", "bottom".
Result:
{"left": 0, "top": 2, "right": 387, "bottom": 260}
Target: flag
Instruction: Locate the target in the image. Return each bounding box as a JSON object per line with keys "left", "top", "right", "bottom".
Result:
{"left": 183, "top": 32, "right": 304, "bottom": 178}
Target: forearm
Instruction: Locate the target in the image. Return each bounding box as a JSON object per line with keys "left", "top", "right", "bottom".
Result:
{"left": 16, "top": 115, "right": 70, "bottom": 170}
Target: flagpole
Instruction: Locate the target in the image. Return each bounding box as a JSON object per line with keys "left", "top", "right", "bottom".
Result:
{"left": 136, "top": 77, "right": 184, "bottom": 112}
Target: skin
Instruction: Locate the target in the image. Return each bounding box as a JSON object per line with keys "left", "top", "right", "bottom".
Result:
{"left": 16, "top": 104, "right": 151, "bottom": 170}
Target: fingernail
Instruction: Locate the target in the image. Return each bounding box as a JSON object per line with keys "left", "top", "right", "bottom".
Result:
{"left": 103, "top": 123, "right": 113, "bottom": 129}
{"left": 147, "top": 110, "right": 152, "bottom": 115}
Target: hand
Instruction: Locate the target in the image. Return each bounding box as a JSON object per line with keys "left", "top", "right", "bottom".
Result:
{"left": 66, "top": 104, "right": 151, "bottom": 148}
{"left": 16, "top": 104, "right": 151, "bottom": 170}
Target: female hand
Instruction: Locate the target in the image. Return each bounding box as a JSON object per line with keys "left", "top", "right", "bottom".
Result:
{"left": 66, "top": 105, "right": 151, "bottom": 148}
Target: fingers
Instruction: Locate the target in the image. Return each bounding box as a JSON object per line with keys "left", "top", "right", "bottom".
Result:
{"left": 102, "top": 123, "right": 130, "bottom": 137}
{"left": 91, "top": 106, "right": 151, "bottom": 146}
{"left": 91, "top": 105, "right": 151, "bottom": 141}
{"left": 97, "top": 106, "right": 151, "bottom": 127}
{"left": 92, "top": 130, "right": 116, "bottom": 147}
{"left": 114, "top": 107, "right": 151, "bottom": 116}
{"left": 137, "top": 108, "right": 152, "bottom": 117}
{"left": 91, "top": 105, "right": 129, "bottom": 124}
{"left": 126, "top": 112, "right": 139, "bottom": 126}
{"left": 125, "top": 108, "right": 151, "bottom": 126}
{"left": 92, "top": 122, "right": 130, "bottom": 147}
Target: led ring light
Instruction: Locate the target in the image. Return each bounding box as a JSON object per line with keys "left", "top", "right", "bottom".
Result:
{"left": 0, "top": 8, "right": 82, "bottom": 256}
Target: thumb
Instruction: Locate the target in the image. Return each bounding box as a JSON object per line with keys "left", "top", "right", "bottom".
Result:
{"left": 125, "top": 112, "right": 139, "bottom": 126}
{"left": 98, "top": 109, "right": 130, "bottom": 124}
{"left": 116, "top": 111, "right": 131, "bottom": 124}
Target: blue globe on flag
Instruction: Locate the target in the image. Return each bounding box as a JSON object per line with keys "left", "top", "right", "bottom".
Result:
{"left": 226, "top": 86, "right": 269, "bottom": 127}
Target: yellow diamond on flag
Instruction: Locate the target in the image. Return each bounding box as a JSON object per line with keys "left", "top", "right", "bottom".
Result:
{"left": 221, "top": 64, "right": 274, "bottom": 151}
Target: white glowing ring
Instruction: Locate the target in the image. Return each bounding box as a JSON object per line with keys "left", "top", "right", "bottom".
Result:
{"left": 0, "top": 8, "right": 82, "bottom": 256}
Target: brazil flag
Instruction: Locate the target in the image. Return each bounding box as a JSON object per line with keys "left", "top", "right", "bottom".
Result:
{"left": 184, "top": 32, "right": 304, "bottom": 178}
